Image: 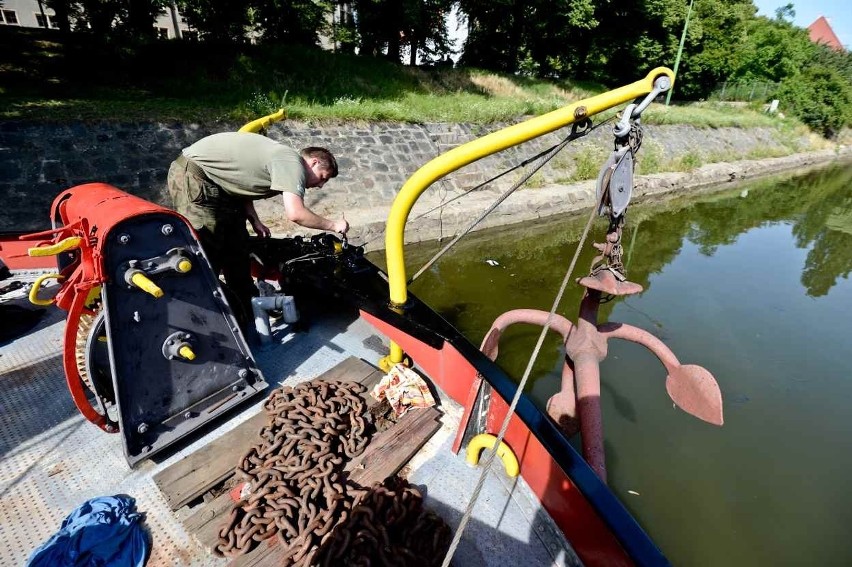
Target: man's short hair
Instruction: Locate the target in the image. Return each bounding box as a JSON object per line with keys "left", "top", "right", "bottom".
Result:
{"left": 300, "top": 147, "right": 338, "bottom": 178}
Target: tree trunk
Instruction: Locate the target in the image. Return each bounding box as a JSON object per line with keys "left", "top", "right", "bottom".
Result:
{"left": 386, "top": 31, "right": 401, "bottom": 62}
{"left": 47, "top": 0, "right": 71, "bottom": 34}
{"left": 127, "top": 0, "right": 155, "bottom": 39}
{"left": 409, "top": 38, "right": 418, "bottom": 66}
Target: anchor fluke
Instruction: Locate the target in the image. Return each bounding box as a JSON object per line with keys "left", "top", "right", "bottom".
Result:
{"left": 665, "top": 364, "right": 724, "bottom": 426}
{"left": 578, "top": 271, "right": 643, "bottom": 296}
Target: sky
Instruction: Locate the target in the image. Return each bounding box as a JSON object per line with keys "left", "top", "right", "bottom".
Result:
{"left": 752, "top": 0, "right": 851, "bottom": 49}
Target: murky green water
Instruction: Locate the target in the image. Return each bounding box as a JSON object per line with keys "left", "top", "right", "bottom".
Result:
{"left": 370, "top": 162, "right": 852, "bottom": 566}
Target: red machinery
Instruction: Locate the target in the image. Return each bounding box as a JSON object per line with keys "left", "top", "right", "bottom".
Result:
{"left": 20, "top": 183, "right": 267, "bottom": 466}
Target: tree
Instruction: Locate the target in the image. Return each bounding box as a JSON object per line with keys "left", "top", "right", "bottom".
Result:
{"left": 330, "top": 1, "right": 359, "bottom": 54}
{"left": 251, "top": 0, "right": 329, "bottom": 45}
{"left": 177, "top": 0, "right": 250, "bottom": 42}
{"left": 774, "top": 2, "right": 794, "bottom": 23}
{"left": 456, "top": 0, "right": 523, "bottom": 72}
{"left": 355, "top": 0, "right": 453, "bottom": 64}
{"left": 777, "top": 64, "right": 852, "bottom": 138}
{"left": 672, "top": 0, "right": 754, "bottom": 99}
{"left": 582, "top": 0, "right": 678, "bottom": 84}
{"left": 124, "top": 0, "right": 169, "bottom": 39}
{"left": 43, "top": 0, "right": 73, "bottom": 33}
{"left": 402, "top": 0, "right": 454, "bottom": 65}
{"left": 523, "top": 0, "right": 600, "bottom": 78}
{"left": 729, "top": 14, "right": 813, "bottom": 83}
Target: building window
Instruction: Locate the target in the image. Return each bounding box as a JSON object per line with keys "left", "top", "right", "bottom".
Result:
{"left": 155, "top": 27, "right": 169, "bottom": 39}
{"left": 1, "top": 10, "right": 19, "bottom": 25}
{"left": 35, "top": 13, "right": 56, "bottom": 29}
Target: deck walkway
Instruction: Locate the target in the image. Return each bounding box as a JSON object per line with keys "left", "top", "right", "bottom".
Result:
{"left": 0, "top": 276, "right": 580, "bottom": 566}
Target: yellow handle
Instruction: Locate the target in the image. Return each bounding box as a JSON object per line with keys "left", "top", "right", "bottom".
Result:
{"left": 381, "top": 67, "right": 676, "bottom": 366}
{"left": 129, "top": 272, "right": 164, "bottom": 298}
{"left": 178, "top": 345, "right": 196, "bottom": 361}
{"left": 28, "top": 273, "right": 64, "bottom": 306}
{"left": 466, "top": 433, "right": 520, "bottom": 478}
{"left": 28, "top": 236, "right": 82, "bottom": 257}
{"left": 175, "top": 259, "right": 193, "bottom": 273}
{"left": 238, "top": 109, "right": 286, "bottom": 133}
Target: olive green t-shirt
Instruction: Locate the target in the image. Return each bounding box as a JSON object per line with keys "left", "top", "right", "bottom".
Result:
{"left": 183, "top": 132, "right": 306, "bottom": 199}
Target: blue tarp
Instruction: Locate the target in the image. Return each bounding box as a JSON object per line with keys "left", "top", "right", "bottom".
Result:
{"left": 27, "top": 494, "right": 149, "bottom": 567}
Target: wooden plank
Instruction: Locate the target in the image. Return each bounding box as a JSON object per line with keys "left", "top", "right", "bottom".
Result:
{"left": 155, "top": 357, "right": 380, "bottom": 510}
{"left": 185, "top": 492, "right": 235, "bottom": 551}
{"left": 170, "top": 357, "right": 443, "bottom": 566}
{"left": 155, "top": 411, "right": 268, "bottom": 511}
{"left": 347, "top": 407, "right": 442, "bottom": 487}
{"left": 231, "top": 408, "right": 443, "bottom": 567}
{"left": 315, "top": 356, "right": 377, "bottom": 384}
{"left": 231, "top": 538, "right": 289, "bottom": 567}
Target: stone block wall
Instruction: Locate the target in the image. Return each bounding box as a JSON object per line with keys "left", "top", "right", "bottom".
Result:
{"left": 0, "top": 118, "right": 809, "bottom": 233}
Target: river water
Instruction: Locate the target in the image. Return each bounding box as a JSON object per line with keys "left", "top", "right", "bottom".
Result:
{"left": 374, "top": 161, "right": 852, "bottom": 566}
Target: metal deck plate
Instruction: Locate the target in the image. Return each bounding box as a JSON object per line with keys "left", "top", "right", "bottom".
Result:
{"left": 1, "top": 295, "right": 578, "bottom": 566}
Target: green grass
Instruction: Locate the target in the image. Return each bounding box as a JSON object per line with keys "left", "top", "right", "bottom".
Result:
{"left": 0, "top": 26, "right": 815, "bottom": 136}
{"left": 643, "top": 101, "right": 783, "bottom": 129}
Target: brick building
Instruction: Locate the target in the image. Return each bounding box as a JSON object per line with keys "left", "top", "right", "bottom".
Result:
{"left": 807, "top": 16, "right": 844, "bottom": 52}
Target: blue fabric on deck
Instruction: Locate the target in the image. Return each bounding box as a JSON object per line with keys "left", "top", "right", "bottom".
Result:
{"left": 27, "top": 495, "right": 148, "bottom": 567}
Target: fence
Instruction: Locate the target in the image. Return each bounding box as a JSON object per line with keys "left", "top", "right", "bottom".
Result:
{"left": 711, "top": 81, "right": 780, "bottom": 102}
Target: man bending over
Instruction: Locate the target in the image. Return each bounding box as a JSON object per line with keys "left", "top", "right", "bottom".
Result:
{"left": 168, "top": 131, "right": 349, "bottom": 319}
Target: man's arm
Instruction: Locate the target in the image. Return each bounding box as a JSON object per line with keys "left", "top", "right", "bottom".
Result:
{"left": 244, "top": 200, "right": 271, "bottom": 238}
{"left": 281, "top": 193, "right": 349, "bottom": 234}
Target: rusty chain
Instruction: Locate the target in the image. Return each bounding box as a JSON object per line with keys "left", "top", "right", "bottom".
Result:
{"left": 215, "top": 379, "right": 370, "bottom": 560}
{"left": 588, "top": 215, "right": 627, "bottom": 283}
{"left": 319, "top": 477, "right": 452, "bottom": 567}
{"left": 214, "top": 379, "right": 452, "bottom": 566}
{"left": 587, "top": 120, "right": 643, "bottom": 286}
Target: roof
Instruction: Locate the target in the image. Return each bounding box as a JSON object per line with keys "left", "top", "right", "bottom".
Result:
{"left": 807, "top": 16, "right": 844, "bottom": 52}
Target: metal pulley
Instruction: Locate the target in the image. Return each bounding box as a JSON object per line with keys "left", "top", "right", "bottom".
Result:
{"left": 595, "top": 146, "right": 634, "bottom": 218}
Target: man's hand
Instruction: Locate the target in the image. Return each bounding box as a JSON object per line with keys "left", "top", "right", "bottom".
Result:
{"left": 251, "top": 218, "right": 272, "bottom": 238}
{"left": 333, "top": 218, "right": 350, "bottom": 235}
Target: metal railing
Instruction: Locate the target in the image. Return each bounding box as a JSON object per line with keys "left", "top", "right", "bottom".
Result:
{"left": 711, "top": 80, "right": 780, "bottom": 102}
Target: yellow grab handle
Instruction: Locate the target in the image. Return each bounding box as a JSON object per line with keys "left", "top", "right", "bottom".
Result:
{"left": 28, "top": 236, "right": 82, "bottom": 257}
{"left": 129, "top": 272, "right": 164, "bottom": 298}
{"left": 178, "top": 345, "right": 196, "bottom": 361}
{"left": 238, "top": 109, "right": 286, "bottom": 133}
{"left": 466, "top": 433, "right": 520, "bottom": 478}
{"left": 28, "top": 273, "right": 64, "bottom": 306}
{"left": 175, "top": 259, "right": 193, "bottom": 273}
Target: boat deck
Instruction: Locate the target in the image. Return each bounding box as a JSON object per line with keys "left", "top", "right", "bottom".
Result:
{"left": 0, "top": 272, "right": 580, "bottom": 566}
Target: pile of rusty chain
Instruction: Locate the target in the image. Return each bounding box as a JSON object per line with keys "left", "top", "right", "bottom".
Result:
{"left": 318, "top": 476, "right": 452, "bottom": 567}
{"left": 215, "top": 379, "right": 371, "bottom": 561}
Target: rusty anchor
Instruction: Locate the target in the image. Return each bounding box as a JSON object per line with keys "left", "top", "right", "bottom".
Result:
{"left": 477, "top": 100, "right": 723, "bottom": 483}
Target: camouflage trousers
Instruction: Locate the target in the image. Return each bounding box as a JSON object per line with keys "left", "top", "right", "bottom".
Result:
{"left": 167, "top": 155, "right": 256, "bottom": 322}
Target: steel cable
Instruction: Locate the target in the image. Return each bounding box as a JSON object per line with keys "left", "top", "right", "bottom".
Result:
{"left": 440, "top": 172, "right": 608, "bottom": 567}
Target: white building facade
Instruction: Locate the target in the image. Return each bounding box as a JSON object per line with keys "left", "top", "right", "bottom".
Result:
{"left": 0, "top": 0, "right": 190, "bottom": 38}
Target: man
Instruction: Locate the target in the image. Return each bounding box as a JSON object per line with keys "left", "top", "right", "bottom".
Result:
{"left": 167, "top": 131, "right": 349, "bottom": 319}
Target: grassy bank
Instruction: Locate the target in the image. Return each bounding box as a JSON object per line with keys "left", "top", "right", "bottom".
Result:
{"left": 0, "top": 26, "right": 804, "bottom": 133}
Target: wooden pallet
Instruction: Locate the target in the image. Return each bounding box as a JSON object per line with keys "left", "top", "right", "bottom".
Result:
{"left": 154, "top": 356, "right": 443, "bottom": 566}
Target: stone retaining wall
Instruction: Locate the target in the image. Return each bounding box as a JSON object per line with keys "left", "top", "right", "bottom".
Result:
{"left": 0, "top": 119, "right": 836, "bottom": 247}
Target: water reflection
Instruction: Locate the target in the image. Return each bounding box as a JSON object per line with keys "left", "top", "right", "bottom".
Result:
{"left": 371, "top": 161, "right": 852, "bottom": 566}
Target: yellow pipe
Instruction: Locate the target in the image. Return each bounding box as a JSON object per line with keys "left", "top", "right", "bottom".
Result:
{"left": 129, "top": 272, "right": 164, "bottom": 298}
{"left": 28, "top": 236, "right": 82, "bottom": 257}
{"left": 382, "top": 67, "right": 673, "bottom": 364}
{"left": 238, "top": 109, "right": 286, "bottom": 133}
{"left": 466, "top": 433, "right": 520, "bottom": 478}
{"left": 28, "top": 273, "right": 64, "bottom": 306}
